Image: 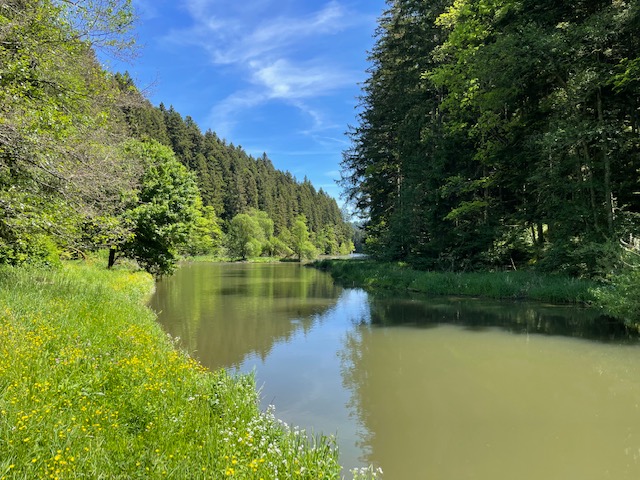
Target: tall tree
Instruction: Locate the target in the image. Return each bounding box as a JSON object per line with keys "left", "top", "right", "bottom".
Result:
{"left": 291, "top": 215, "right": 317, "bottom": 261}
{"left": 344, "top": 0, "right": 640, "bottom": 275}
{"left": 226, "top": 213, "right": 264, "bottom": 260}
{"left": 0, "top": 0, "right": 137, "bottom": 264}
{"left": 342, "top": 0, "right": 452, "bottom": 263}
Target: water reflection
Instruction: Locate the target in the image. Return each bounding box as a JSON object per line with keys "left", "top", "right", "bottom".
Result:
{"left": 150, "top": 263, "right": 342, "bottom": 369}
{"left": 366, "top": 291, "right": 636, "bottom": 341}
{"left": 340, "top": 294, "right": 640, "bottom": 479}
{"left": 151, "top": 263, "right": 640, "bottom": 479}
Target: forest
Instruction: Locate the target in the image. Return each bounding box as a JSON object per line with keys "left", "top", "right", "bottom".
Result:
{"left": 342, "top": 0, "right": 640, "bottom": 279}
{"left": 0, "top": 0, "right": 353, "bottom": 275}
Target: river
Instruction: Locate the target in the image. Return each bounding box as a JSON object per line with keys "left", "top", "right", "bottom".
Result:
{"left": 149, "top": 262, "right": 640, "bottom": 479}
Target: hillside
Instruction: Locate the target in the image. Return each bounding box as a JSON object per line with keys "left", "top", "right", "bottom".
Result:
{"left": 0, "top": 2, "right": 352, "bottom": 273}
{"left": 117, "top": 76, "right": 349, "bottom": 239}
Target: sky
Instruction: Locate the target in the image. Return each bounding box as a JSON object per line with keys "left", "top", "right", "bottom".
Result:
{"left": 104, "top": 0, "right": 386, "bottom": 203}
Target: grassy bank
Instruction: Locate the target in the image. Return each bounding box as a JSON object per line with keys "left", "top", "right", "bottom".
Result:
{"left": 0, "top": 262, "right": 346, "bottom": 479}
{"left": 313, "top": 259, "right": 598, "bottom": 305}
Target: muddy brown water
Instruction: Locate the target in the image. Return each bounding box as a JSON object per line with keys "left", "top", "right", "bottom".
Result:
{"left": 149, "top": 262, "right": 640, "bottom": 479}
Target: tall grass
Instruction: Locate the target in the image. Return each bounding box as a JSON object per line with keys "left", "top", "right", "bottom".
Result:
{"left": 313, "top": 259, "right": 598, "bottom": 305}
{"left": 0, "top": 262, "right": 346, "bottom": 479}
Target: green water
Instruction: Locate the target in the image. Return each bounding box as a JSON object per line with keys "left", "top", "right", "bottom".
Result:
{"left": 150, "top": 262, "right": 640, "bottom": 479}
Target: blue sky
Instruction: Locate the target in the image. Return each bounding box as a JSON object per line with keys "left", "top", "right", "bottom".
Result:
{"left": 106, "top": 0, "right": 386, "bottom": 202}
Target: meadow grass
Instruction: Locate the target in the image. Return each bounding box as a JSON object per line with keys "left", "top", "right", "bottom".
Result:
{"left": 313, "top": 259, "right": 598, "bottom": 305}
{"left": 0, "top": 262, "right": 346, "bottom": 479}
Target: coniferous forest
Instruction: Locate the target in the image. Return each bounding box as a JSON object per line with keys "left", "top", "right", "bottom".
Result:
{"left": 0, "top": 0, "right": 353, "bottom": 275}
{"left": 342, "top": 0, "right": 640, "bottom": 278}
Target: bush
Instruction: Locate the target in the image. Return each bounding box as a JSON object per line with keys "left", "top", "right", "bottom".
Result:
{"left": 0, "top": 233, "right": 61, "bottom": 267}
{"left": 593, "top": 267, "right": 640, "bottom": 329}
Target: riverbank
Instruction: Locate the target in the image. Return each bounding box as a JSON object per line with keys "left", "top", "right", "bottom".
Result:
{"left": 0, "top": 262, "right": 346, "bottom": 479}
{"left": 313, "top": 259, "right": 598, "bottom": 305}
{"left": 181, "top": 255, "right": 318, "bottom": 264}
{"left": 182, "top": 254, "right": 285, "bottom": 263}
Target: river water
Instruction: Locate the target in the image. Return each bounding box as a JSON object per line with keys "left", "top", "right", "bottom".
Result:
{"left": 149, "top": 262, "right": 640, "bottom": 479}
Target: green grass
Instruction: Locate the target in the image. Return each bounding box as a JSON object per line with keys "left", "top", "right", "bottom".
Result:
{"left": 313, "top": 259, "right": 598, "bottom": 305}
{"left": 0, "top": 261, "right": 347, "bottom": 479}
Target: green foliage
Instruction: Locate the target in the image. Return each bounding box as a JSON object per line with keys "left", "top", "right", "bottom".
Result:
{"left": 316, "top": 225, "right": 339, "bottom": 255}
{"left": 343, "top": 0, "right": 640, "bottom": 280}
{"left": 117, "top": 140, "right": 201, "bottom": 275}
{"left": 315, "top": 259, "right": 597, "bottom": 304}
{"left": 0, "top": 233, "right": 62, "bottom": 267}
{"left": 593, "top": 243, "right": 640, "bottom": 328}
{"left": 338, "top": 240, "right": 355, "bottom": 256}
{"left": 226, "top": 213, "right": 265, "bottom": 260}
{"left": 291, "top": 215, "right": 317, "bottom": 261}
{"left": 225, "top": 209, "right": 326, "bottom": 261}
{"left": 594, "top": 267, "right": 640, "bottom": 329}
{"left": 81, "top": 215, "right": 134, "bottom": 253}
{"left": 0, "top": 187, "right": 75, "bottom": 266}
{"left": 263, "top": 236, "right": 294, "bottom": 258}
{"left": 249, "top": 208, "right": 275, "bottom": 250}
{"left": 0, "top": 0, "right": 141, "bottom": 266}
{"left": 181, "top": 204, "right": 223, "bottom": 256}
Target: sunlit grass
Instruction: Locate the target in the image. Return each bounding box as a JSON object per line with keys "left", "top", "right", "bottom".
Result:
{"left": 0, "top": 262, "right": 349, "bottom": 479}
{"left": 313, "top": 259, "right": 598, "bottom": 305}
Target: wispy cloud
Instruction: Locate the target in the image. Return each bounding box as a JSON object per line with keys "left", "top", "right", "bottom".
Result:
{"left": 206, "top": 90, "right": 268, "bottom": 140}
{"left": 165, "top": 1, "right": 367, "bottom": 137}
{"left": 251, "top": 58, "right": 356, "bottom": 100}
{"left": 176, "top": 1, "right": 352, "bottom": 64}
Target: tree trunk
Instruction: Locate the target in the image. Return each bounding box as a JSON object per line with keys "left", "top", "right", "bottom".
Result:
{"left": 597, "top": 88, "right": 614, "bottom": 234}
{"left": 604, "top": 153, "right": 613, "bottom": 234}
{"left": 108, "top": 248, "right": 116, "bottom": 269}
{"left": 537, "top": 222, "right": 544, "bottom": 247}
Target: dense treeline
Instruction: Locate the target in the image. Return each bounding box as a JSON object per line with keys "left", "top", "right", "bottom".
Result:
{"left": 116, "top": 76, "right": 353, "bottom": 252}
{"left": 0, "top": 0, "right": 352, "bottom": 275}
{"left": 342, "top": 0, "right": 640, "bottom": 277}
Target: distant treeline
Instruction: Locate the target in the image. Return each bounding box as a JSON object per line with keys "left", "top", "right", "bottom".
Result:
{"left": 117, "top": 75, "right": 352, "bottom": 243}
{"left": 0, "top": 0, "right": 352, "bottom": 275}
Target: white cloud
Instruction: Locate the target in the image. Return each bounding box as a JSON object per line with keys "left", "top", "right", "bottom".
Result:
{"left": 207, "top": 90, "right": 268, "bottom": 140}
{"left": 165, "top": 1, "right": 367, "bottom": 137}
{"left": 252, "top": 59, "right": 355, "bottom": 100}
{"left": 170, "top": 1, "right": 353, "bottom": 65}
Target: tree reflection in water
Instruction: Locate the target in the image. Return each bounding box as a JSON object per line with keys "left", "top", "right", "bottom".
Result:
{"left": 339, "top": 293, "right": 640, "bottom": 479}
{"left": 150, "top": 262, "right": 343, "bottom": 369}
{"left": 151, "top": 264, "right": 640, "bottom": 479}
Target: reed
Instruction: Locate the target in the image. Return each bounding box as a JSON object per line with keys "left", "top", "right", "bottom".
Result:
{"left": 0, "top": 262, "right": 347, "bottom": 479}
{"left": 313, "top": 259, "right": 598, "bottom": 305}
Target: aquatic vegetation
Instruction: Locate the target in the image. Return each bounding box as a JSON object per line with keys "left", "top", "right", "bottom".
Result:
{"left": 0, "top": 263, "right": 353, "bottom": 479}
{"left": 313, "top": 259, "right": 598, "bottom": 305}
{"left": 351, "top": 466, "right": 383, "bottom": 480}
